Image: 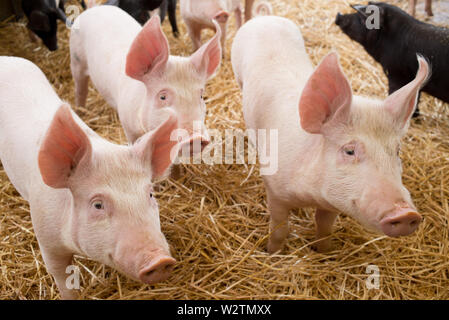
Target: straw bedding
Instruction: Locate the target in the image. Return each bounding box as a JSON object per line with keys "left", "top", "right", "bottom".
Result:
{"left": 0, "top": 0, "right": 448, "bottom": 299}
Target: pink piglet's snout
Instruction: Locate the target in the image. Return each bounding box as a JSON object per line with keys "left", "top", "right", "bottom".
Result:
{"left": 214, "top": 11, "right": 230, "bottom": 23}
{"left": 178, "top": 133, "right": 210, "bottom": 156}
{"left": 138, "top": 255, "right": 176, "bottom": 284}
{"left": 380, "top": 205, "right": 422, "bottom": 237}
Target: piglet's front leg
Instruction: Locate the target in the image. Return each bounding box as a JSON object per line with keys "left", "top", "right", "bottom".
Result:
{"left": 425, "top": 0, "right": 433, "bottom": 16}
{"left": 313, "top": 209, "right": 337, "bottom": 253}
{"left": 185, "top": 21, "right": 202, "bottom": 52}
{"left": 408, "top": 0, "right": 417, "bottom": 17}
{"left": 244, "top": 0, "right": 255, "bottom": 22}
{"left": 266, "top": 194, "right": 290, "bottom": 254}
{"left": 218, "top": 22, "right": 228, "bottom": 58}
{"left": 40, "top": 248, "right": 78, "bottom": 300}
{"left": 234, "top": 5, "right": 243, "bottom": 29}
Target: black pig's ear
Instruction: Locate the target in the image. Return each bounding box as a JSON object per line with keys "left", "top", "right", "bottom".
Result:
{"left": 350, "top": 4, "right": 368, "bottom": 17}
{"left": 351, "top": 3, "right": 386, "bottom": 28}
{"left": 54, "top": 7, "right": 67, "bottom": 23}
{"left": 378, "top": 6, "right": 386, "bottom": 27}
{"left": 29, "top": 11, "right": 50, "bottom": 32}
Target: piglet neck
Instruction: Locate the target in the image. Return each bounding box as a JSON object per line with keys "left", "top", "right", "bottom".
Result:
{"left": 290, "top": 134, "right": 329, "bottom": 207}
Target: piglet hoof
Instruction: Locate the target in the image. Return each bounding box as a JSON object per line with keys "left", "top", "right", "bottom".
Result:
{"left": 173, "top": 31, "right": 180, "bottom": 38}
{"left": 312, "top": 238, "right": 332, "bottom": 253}
{"left": 59, "top": 289, "right": 79, "bottom": 300}
{"left": 267, "top": 240, "right": 283, "bottom": 254}
{"left": 412, "top": 108, "right": 420, "bottom": 118}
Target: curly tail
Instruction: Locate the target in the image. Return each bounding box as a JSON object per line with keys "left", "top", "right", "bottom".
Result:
{"left": 253, "top": 1, "right": 273, "bottom": 16}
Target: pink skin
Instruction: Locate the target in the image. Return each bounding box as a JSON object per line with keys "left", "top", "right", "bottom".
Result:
{"left": 180, "top": 0, "right": 246, "bottom": 58}
{"left": 70, "top": 6, "right": 221, "bottom": 148}
{"left": 0, "top": 57, "right": 182, "bottom": 299}
{"left": 409, "top": 0, "right": 433, "bottom": 17}
{"left": 231, "top": 16, "right": 429, "bottom": 253}
{"left": 380, "top": 206, "right": 421, "bottom": 237}
{"left": 215, "top": 10, "right": 230, "bottom": 24}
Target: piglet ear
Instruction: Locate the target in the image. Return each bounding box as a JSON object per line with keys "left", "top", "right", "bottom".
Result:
{"left": 29, "top": 11, "right": 50, "bottom": 32}
{"left": 383, "top": 56, "right": 430, "bottom": 128}
{"left": 54, "top": 8, "right": 67, "bottom": 23}
{"left": 190, "top": 20, "right": 222, "bottom": 79}
{"left": 126, "top": 15, "right": 169, "bottom": 81}
{"left": 298, "top": 52, "right": 352, "bottom": 134}
{"left": 38, "top": 104, "right": 92, "bottom": 189}
{"left": 134, "top": 111, "right": 180, "bottom": 180}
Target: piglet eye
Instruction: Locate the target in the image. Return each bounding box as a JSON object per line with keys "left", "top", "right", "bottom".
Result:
{"left": 150, "top": 192, "right": 154, "bottom": 199}
{"left": 93, "top": 200, "right": 104, "bottom": 210}
{"left": 344, "top": 148, "right": 355, "bottom": 156}
{"left": 160, "top": 94, "right": 166, "bottom": 101}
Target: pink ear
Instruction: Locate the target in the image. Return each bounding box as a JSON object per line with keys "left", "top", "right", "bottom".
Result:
{"left": 38, "top": 104, "right": 92, "bottom": 189}
{"left": 299, "top": 52, "right": 352, "bottom": 134}
{"left": 126, "top": 15, "right": 169, "bottom": 81}
{"left": 134, "top": 111, "right": 180, "bottom": 179}
{"left": 190, "top": 20, "right": 222, "bottom": 79}
{"left": 384, "top": 56, "right": 430, "bottom": 128}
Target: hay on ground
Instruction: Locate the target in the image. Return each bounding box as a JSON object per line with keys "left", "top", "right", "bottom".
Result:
{"left": 0, "top": 0, "right": 448, "bottom": 299}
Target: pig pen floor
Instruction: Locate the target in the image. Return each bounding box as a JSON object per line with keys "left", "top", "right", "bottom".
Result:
{"left": 417, "top": 0, "right": 449, "bottom": 23}
{"left": 0, "top": 0, "right": 448, "bottom": 300}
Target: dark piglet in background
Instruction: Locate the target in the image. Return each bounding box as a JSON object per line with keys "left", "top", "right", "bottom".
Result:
{"left": 105, "top": 0, "right": 179, "bottom": 37}
{"left": 21, "top": 0, "right": 86, "bottom": 51}
{"left": 21, "top": 0, "right": 67, "bottom": 51}
{"left": 160, "top": 0, "right": 179, "bottom": 37}
{"left": 335, "top": 2, "right": 449, "bottom": 117}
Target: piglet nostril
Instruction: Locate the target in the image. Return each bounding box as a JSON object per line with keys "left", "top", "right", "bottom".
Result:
{"left": 163, "top": 263, "right": 175, "bottom": 273}
{"left": 144, "top": 269, "right": 155, "bottom": 278}
{"left": 381, "top": 209, "right": 421, "bottom": 237}
{"left": 408, "top": 216, "right": 421, "bottom": 228}
{"left": 214, "top": 11, "right": 229, "bottom": 23}
{"left": 138, "top": 255, "right": 176, "bottom": 285}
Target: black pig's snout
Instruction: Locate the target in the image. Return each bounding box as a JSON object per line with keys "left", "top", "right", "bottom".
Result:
{"left": 335, "top": 13, "right": 343, "bottom": 25}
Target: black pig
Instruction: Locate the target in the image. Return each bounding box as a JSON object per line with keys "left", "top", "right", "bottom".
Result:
{"left": 336, "top": 2, "right": 449, "bottom": 117}
{"left": 105, "top": 0, "right": 179, "bottom": 37}
{"left": 160, "top": 0, "right": 179, "bottom": 37}
{"left": 21, "top": 0, "right": 68, "bottom": 51}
